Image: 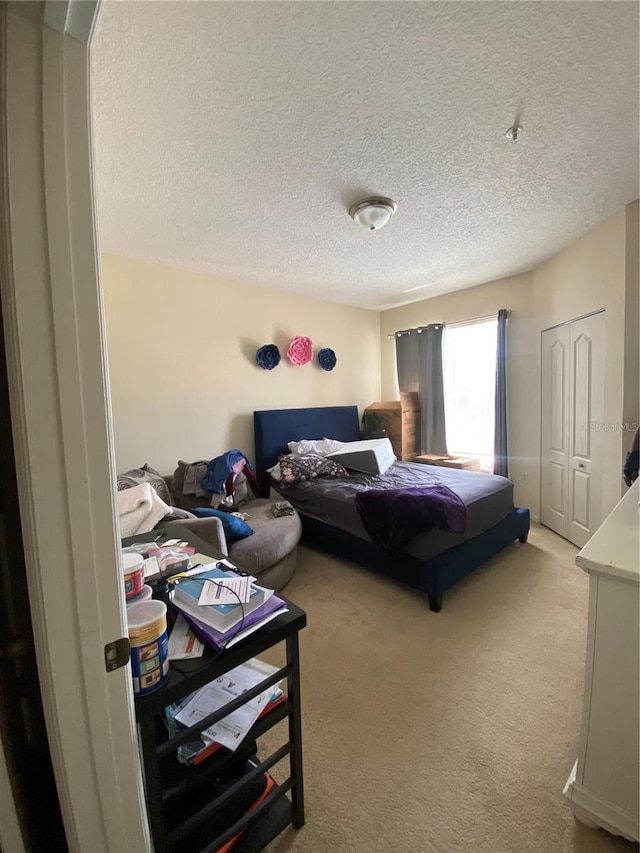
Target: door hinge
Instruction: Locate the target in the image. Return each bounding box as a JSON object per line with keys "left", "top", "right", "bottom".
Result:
{"left": 104, "top": 637, "right": 130, "bottom": 672}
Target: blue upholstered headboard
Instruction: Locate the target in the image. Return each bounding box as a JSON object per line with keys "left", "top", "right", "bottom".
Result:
{"left": 253, "top": 405, "right": 361, "bottom": 497}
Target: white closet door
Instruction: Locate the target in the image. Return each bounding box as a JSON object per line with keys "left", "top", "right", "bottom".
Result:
{"left": 541, "top": 324, "right": 571, "bottom": 538}
{"left": 541, "top": 312, "right": 605, "bottom": 547}
{"left": 567, "top": 313, "right": 605, "bottom": 548}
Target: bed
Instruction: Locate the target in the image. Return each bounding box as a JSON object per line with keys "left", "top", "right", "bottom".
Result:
{"left": 253, "top": 405, "right": 530, "bottom": 611}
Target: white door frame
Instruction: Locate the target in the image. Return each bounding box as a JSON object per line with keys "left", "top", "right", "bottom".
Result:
{"left": 1, "top": 3, "right": 149, "bottom": 850}
{"left": 0, "top": 8, "right": 27, "bottom": 850}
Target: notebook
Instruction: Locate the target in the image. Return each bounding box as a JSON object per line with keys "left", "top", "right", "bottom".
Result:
{"left": 172, "top": 566, "right": 271, "bottom": 632}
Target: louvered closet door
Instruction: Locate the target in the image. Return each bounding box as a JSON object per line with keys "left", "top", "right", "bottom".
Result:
{"left": 541, "top": 312, "right": 605, "bottom": 547}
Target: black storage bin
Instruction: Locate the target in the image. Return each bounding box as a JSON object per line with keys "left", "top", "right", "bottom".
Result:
{"left": 165, "top": 758, "right": 268, "bottom": 852}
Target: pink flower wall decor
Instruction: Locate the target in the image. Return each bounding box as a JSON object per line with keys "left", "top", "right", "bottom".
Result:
{"left": 287, "top": 335, "right": 313, "bottom": 366}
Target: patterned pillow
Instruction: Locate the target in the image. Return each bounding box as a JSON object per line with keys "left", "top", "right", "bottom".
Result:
{"left": 277, "top": 454, "right": 348, "bottom": 485}
{"left": 117, "top": 464, "right": 173, "bottom": 506}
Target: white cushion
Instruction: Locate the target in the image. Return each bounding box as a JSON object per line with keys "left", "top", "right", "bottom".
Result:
{"left": 327, "top": 438, "right": 395, "bottom": 476}
{"left": 267, "top": 461, "right": 282, "bottom": 481}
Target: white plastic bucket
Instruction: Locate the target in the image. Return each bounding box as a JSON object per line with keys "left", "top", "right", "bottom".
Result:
{"left": 122, "top": 552, "right": 144, "bottom": 600}
{"left": 126, "top": 584, "right": 153, "bottom": 608}
{"left": 127, "top": 600, "right": 169, "bottom": 695}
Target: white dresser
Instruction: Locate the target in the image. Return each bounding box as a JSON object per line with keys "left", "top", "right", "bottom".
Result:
{"left": 563, "top": 479, "right": 639, "bottom": 841}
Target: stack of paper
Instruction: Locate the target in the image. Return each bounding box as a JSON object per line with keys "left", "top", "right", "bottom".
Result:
{"left": 181, "top": 597, "right": 288, "bottom": 651}
{"left": 174, "top": 658, "right": 283, "bottom": 752}
{"left": 169, "top": 558, "right": 288, "bottom": 650}
{"left": 173, "top": 566, "right": 271, "bottom": 632}
{"left": 167, "top": 614, "right": 205, "bottom": 661}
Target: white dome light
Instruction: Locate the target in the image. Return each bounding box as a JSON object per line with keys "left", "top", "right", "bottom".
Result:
{"left": 349, "top": 197, "right": 397, "bottom": 231}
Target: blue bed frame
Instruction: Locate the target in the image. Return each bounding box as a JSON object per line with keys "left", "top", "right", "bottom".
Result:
{"left": 253, "top": 405, "right": 530, "bottom": 612}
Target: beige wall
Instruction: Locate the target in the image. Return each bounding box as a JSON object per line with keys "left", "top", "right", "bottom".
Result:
{"left": 102, "top": 254, "right": 381, "bottom": 474}
{"left": 104, "top": 204, "right": 634, "bottom": 522}
{"left": 380, "top": 206, "right": 634, "bottom": 520}
{"left": 532, "top": 208, "right": 627, "bottom": 516}
{"left": 380, "top": 274, "right": 538, "bottom": 513}
{"left": 623, "top": 200, "right": 639, "bottom": 462}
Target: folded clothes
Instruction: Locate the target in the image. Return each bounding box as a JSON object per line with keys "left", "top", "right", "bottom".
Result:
{"left": 182, "top": 461, "right": 209, "bottom": 497}
{"left": 271, "top": 500, "right": 295, "bottom": 517}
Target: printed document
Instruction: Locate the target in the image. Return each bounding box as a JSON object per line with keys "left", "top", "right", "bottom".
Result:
{"left": 168, "top": 613, "right": 205, "bottom": 660}
{"left": 174, "top": 658, "right": 282, "bottom": 750}
{"left": 197, "top": 576, "right": 252, "bottom": 605}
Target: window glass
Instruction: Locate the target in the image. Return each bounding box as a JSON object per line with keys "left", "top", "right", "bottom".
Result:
{"left": 443, "top": 319, "right": 497, "bottom": 470}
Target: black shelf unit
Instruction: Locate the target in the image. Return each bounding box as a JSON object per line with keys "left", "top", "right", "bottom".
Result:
{"left": 134, "top": 595, "right": 306, "bottom": 853}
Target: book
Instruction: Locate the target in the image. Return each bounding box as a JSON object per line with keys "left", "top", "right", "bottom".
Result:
{"left": 176, "top": 593, "right": 288, "bottom": 651}
{"left": 172, "top": 566, "right": 272, "bottom": 632}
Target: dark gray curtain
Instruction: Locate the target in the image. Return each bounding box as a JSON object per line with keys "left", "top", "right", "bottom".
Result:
{"left": 396, "top": 325, "right": 448, "bottom": 455}
{"left": 494, "top": 309, "right": 509, "bottom": 477}
{"left": 395, "top": 329, "right": 421, "bottom": 394}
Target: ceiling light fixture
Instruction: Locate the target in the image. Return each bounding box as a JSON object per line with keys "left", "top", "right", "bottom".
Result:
{"left": 349, "top": 197, "right": 397, "bottom": 231}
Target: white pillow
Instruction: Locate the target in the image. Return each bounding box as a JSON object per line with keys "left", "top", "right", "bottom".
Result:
{"left": 267, "top": 461, "right": 282, "bottom": 481}
{"left": 287, "top": 438, "right": 345, "bottom": 457}
{"left": 327, "top": 438, "right": 395, "bottom": 476}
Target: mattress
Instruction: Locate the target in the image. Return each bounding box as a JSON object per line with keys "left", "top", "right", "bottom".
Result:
{"left": 273, "top": 461, "right": 514, "bottom": 561}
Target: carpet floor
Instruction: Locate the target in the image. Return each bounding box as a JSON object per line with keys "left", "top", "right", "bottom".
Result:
{"left": 259, "top": 523, "right": 638, "bottom": 853}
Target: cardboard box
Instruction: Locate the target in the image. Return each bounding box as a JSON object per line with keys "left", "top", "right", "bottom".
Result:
{"left": 362, "top": 392, "right": 421, "bottom": 461}
{"left": 414, "top": 454, "right": 481, "bottom": 471}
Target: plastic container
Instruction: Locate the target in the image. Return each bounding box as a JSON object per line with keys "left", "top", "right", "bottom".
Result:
{"left": 127, "top": 600, "right": 169, "bottom": 695}
{"left": 126, "top": 584, "right": 153, "bottom": 609}
{"left": 122, "top": 552, "right": 144, "bottom": 600}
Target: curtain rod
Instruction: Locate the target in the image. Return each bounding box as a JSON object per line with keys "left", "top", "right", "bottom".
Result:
{"left": 387, "top": 310, "right": 509, "bottom": 339}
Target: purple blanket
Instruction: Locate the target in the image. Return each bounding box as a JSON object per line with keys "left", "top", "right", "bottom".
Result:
{"left": 355, "top": 485, "right": 467, "bottom": 552}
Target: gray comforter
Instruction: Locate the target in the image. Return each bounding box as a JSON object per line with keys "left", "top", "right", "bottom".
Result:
{"left": 274, "top": 461, "right": 514, "bottom": 561}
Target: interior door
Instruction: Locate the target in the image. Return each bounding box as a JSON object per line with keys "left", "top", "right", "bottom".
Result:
{"left": 567, "top": 313, "right": 605, "bottom": 547}
{"left": 541, "top": 324, "right": 570, "bottom": 538}
{"left": 540, "top": 312, "right": 605, "bottom": 547}
{"left": 2, "top": 4, "right": 150, "bottom": 850}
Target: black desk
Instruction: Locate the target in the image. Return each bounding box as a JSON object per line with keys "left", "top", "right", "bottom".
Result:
{"left": 125, "top": 525, "right": 306, "bottom": 852}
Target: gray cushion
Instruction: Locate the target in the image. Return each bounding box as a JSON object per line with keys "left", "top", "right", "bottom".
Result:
{"left": 164, "top": 516, "right": 228, "bottom": 557}
{"left": 117, "top": 464, "right": 173, "bottom": 505}
{"left": 171, "top": 460, "right": 252, "bottom": 510}
{"left": 160, "top": 507, "right": 197, "bottom": 523}
{"left": 171, "top": 461, "right": 211, "bottom": 511}
{"left": 228, "top": 499, "right": 301, "bottom": 577}
{"left": 256, "top": 548, "right": 297, "bottom": 592}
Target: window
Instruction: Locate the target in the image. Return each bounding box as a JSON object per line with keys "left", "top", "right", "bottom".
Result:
{"left": 443, "top": 318, "right": 498, "bottom": 471}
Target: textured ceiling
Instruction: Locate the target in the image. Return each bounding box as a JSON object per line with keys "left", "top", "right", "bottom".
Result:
{"left": 91, "top": 1, "right": 639, "bottom": 310}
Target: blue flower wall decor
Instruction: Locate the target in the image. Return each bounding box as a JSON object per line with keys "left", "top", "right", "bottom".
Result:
{"left": 256, "top": 343, "right": 281, "bottom": 370}
{"left": 317, "top": 347, "right": 337, "bottom": 371}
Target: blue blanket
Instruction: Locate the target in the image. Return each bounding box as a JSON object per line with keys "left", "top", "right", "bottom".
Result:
{"left": 355, "top": 485, "right": 467, "bottom": 552}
